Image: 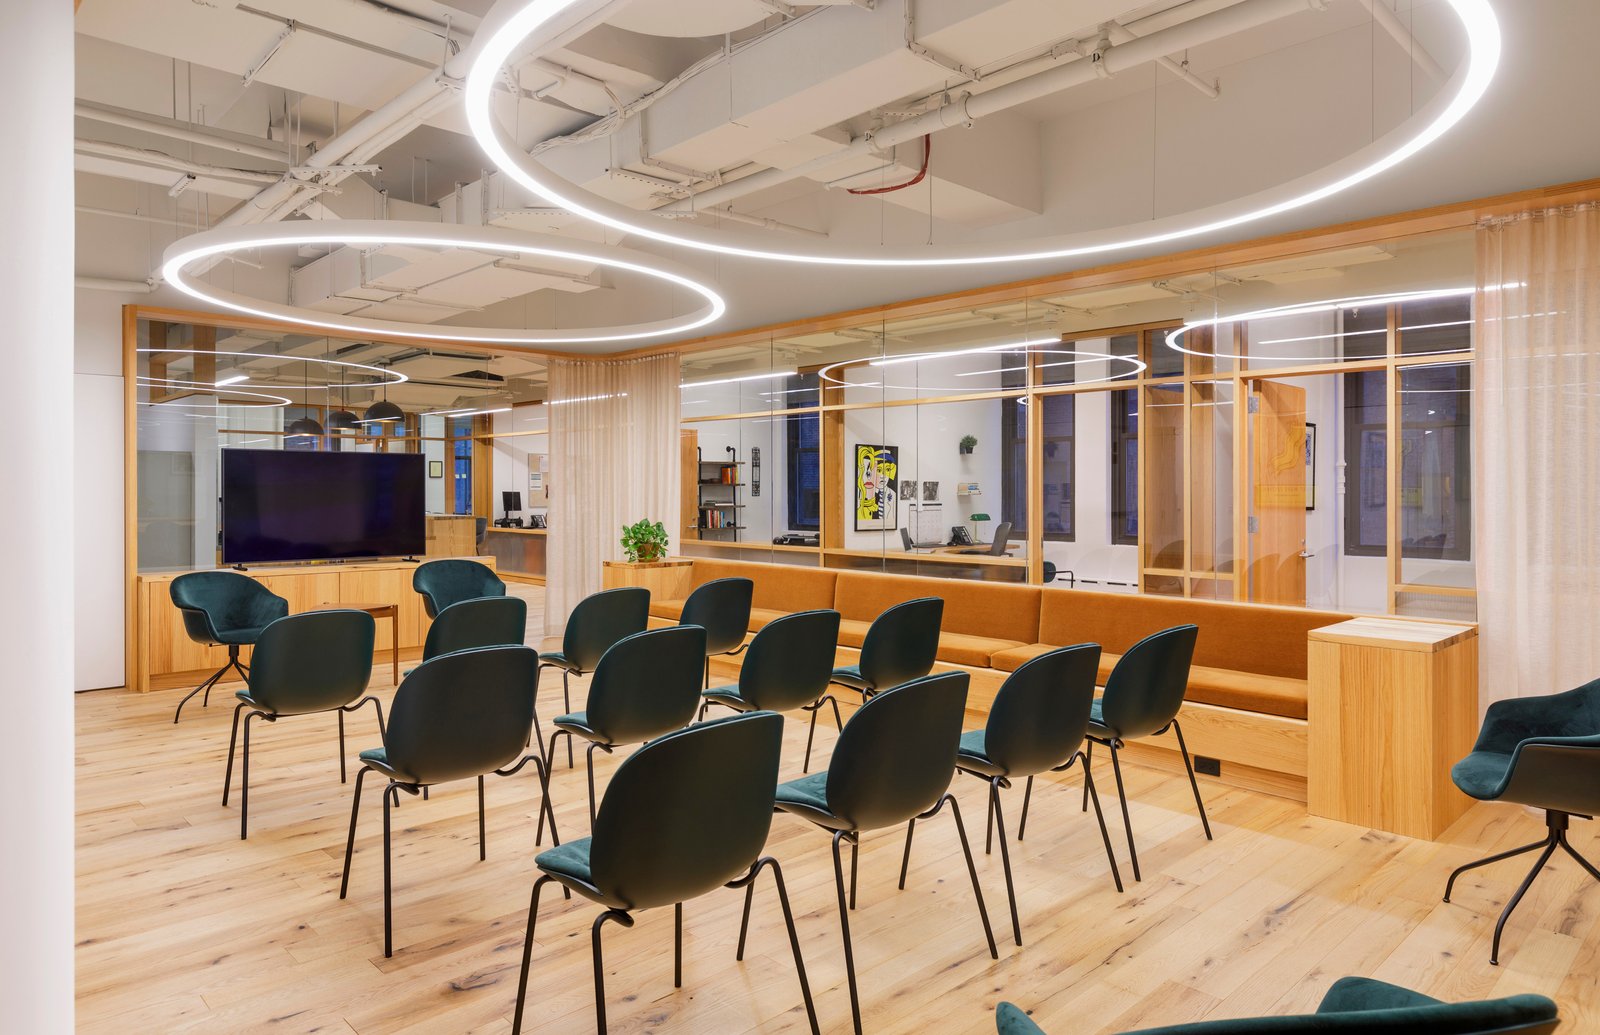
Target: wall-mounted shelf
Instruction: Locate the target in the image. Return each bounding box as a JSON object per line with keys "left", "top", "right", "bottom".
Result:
{"left": 698, "top": 453, "right": 742, "bottom": 541}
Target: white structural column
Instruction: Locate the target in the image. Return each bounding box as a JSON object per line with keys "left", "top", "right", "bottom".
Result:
{"left": 0, "top": 1, "right": 75, "bottom": 1028}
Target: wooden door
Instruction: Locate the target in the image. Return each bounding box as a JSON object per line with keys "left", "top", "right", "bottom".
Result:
{"left": 679, "top": 429, "right": 699, "bottom": 542}
{"left": 1249, "top": 380, "right": 1307, "bottom": 606}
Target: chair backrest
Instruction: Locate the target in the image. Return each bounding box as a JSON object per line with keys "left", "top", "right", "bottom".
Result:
{"left": 900, "top": 527, "right": 915, "bottom": 551}
{"left": 737, "top": 609, "right": 842, "bottom": 712}
{"left": 474, "top": 517, "right": 488, "bottom": 547}
{"left": 246, "top": 610, "right": 375, "bottom": 716}
{"left": 859, "top": 596, "right": 944, "bottom": 690}
{"left": 561, "top": 586, "right": 651, "bottom": 672}
{"left": 588, "top": 712, "right": 783, "bottom": 911}
{"left": 412, "top": 559, "right": 506, "bottom": 619}
{"left": 169, "top": 570, "right": 288, "bottom": 642}
{"left": 988, "top": 521, "right": 1014, "bottom": 555}
{"left": 983, "top": 644, "right": 1101, "bottom": 777}
{"left": 1042, "top": 561, "right": 1057, "bottom": 584}
{"left": 585, "top": 625, "right": 707, "bottom": 745}
{"left": 1000, "top": 994, "right": 1560, "bottom": 1035}
{"left": 380, "top": 645, "right": 541, "bottom": 785}
{"left": 678, "top": 577, "right": 754, "bottom": 657}
{"left": 824, "top": 671, "right": 969, "bottom": 831}
{"left": 1099, "top": 624, "right": 1199, "bottom": 740}
{"left": 1492, "top": 679, "right": 1600, "bottom": 816}
{"left": 422, "top": 595, "right": 527, "bottom": 662}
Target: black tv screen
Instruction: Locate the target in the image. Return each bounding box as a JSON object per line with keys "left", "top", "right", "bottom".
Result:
{"left": 222, "top": 449, "right": 425, "bottom": 564}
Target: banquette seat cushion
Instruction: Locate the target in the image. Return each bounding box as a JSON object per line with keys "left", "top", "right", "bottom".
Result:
{"left": 651, "top": 558, "right": 838, "bottom": 629}
{"left": 830, "top": 571, "right": 1040, "bottom": 667}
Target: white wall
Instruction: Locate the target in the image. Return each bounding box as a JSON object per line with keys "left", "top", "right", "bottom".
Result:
{"left": 490, "top": 408, "right": 548, "bottom": 519}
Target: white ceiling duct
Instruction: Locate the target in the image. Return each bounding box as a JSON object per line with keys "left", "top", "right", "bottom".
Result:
{"left": 606, "top": 0, "right": 773, "bottom": 38}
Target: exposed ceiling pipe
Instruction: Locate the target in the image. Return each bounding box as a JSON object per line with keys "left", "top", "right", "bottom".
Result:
{"left": 77, "top": 276, "right": 155, "bottom": 293}
{"left": 1352, "top": 0, "right": 1446, "bottom": 82}
{"left": 1103, "top": 22, "right": 1220, "bottom": 98}
{"left": 74, "top": 138, "right": 283, "bottom": 187}
{"left": 76, "top": 104, "right": 291, "bottom": 164}
{"left": 661, "top": 0, "right": 1327, "bottom": 215}
{"left": 693, "top": 206, "right": 830, "bottom": 238}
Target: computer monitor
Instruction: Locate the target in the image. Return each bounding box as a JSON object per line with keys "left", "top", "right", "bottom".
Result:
{"left": 502, "top": 490, "right": 522, "bottom": 513}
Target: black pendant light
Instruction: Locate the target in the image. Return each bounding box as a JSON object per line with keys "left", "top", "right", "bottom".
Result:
{"left": 286, "top": 358, "right": 324, "bottom": 443}
{"left": 326, "top": 342, "right": 359, "bottom": 432}
{"left": 363, "top": 360, "right": 404, "bottom": 428}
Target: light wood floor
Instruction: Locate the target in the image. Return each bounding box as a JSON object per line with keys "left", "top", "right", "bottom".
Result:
{"left": 77, "top": 587, "right": 1600, "bottom": 1033}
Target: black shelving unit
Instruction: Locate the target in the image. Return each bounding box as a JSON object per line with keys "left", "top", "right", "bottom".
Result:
{"left": 697, "top": 451, "right": 744, "bottom": 541}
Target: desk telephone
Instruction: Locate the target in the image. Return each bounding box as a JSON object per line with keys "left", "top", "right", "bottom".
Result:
{"left": 948, "top": 526, "right": 974, "bottom": 547}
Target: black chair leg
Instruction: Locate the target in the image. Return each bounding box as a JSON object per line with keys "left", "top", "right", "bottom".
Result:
{"left": 339, "top": 766, "right": 371, "bottom": 899}
{"left": 1491, "top": 839, "right": 1560, "bottom": 965}
{"left": 175, "top": 662, "right": 226, "bottom": 724}
{"left": 1171, "top": 719, "right": 1212, "bottom": 840}
{"left": 927, "top": 793, "right": 999, "bottom": 961}
{"left": 382, "top": 782, "right": 398, "bottom": 958}
{"left": 989, "top": 779, "right": 1022, "bottom": 946}
{"left": 512, "top": 874, "right": 553, "bottom": 1035}
{"left": 898, "top": 818, "right": 916, "bottom": 890}
{"left": 1107, "top": 740, "right": 1140, "bottom": 882}
{"left": 338, "top": 709, "right": 346, "bottom": 784}
{"left": 1082, "top": 756, "right": 1124, "bottom": 893}
{"left": 830, "top": 831, "right": 863, "bottom": 1035}
{"left": 562, "top": 672, "right": 574, "bottom": 767}
{"left": 221, "top": 702, "right": 247, "bottom": 806}
{"left": 1080, "top": 737, "right": 1094, "bottom": 812}
{"left": 803, "top": 702, "right": 820, "bottom": 774}
{"left": 1560, "top": 829, "right": 1600, "bottom": 884}
{"left": 585, "top": 742, "right": 603, "bottom": 831}
{"left": 477, "top": 775, "right": 487, "bottom": 861}
{"left": 985, "top": 782, "right": 996, "bottom": 855}
{"left": 674, "top": 901, "right": 684, "bottom": 988}
{"left": 849, "top": 836, "right": 858, "bottom": 910}
{"left": 1444, "top": 839, "right": 1547, "bottom": 902}
{"left": 728, "top": 858, "right": 821, "bottom": 1035}
{"left": 238, "top": 710, "right": 260, "bottom": 841}
{"left": 337, "top": 696, "right": 387, "bottom": 786}
{"left": 1017, "top": 775, "right": 1033, "bottom": 842}
{"left": 590, "top": 909, "right": 634, "bottom": 1034}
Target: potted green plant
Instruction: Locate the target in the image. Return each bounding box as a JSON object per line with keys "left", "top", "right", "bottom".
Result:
{"left": 959, "top": 434, "right": 978, "bottom": 455}
{"left": 619, "top": 519, "right": 670, "bottom": 563}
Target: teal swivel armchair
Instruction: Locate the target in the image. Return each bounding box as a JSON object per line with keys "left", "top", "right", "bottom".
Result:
{"left": 411, "top": 558, "right": 506, "bottom": 619}
{"left": 169, "top": 570, "right": 289, "bottom": 724}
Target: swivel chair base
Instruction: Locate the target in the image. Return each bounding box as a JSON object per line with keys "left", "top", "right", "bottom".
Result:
{"left": 1444, "top": 808, "right": 1600, "bottom": 964}
{"left": 174, "top": 644, "right": 249, "bottom": 724}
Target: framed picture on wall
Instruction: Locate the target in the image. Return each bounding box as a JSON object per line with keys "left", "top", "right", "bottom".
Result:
{"left": 854, "top": 443, "right": 899, "bottom": 531}
{"left": 1304, "top": 422, "right": 1316, "bottom": 511}
{"left": 428, "top": 460, "right": 444, "bottom": 478}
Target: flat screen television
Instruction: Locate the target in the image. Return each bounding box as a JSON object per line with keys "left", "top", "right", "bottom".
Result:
{"left": 221, "top": 449, "right": 425, "bottom": 564}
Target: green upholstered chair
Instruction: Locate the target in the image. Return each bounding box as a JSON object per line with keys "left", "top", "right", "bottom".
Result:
{"left": 1443, "top": 678, "right": 1600, "bottom": 964}
{"left": 221, "top": 609, "right": 379, "bottom": 840}
{"left": 169, "top": 570, "right": 289, "bottom": 723}
{"left": 405, "top": 594, "right": 528, "bottom": 684}
{"left": 545, "top": 624, "right": 707, "bottom": 832}
{"left": 511, "top": 712, "right": 819, "bottom": 1035}
{"left": 828, "top": 595, "right": 943, "bottom": 703}
{"left": 1075, "top": 623, "right": 1208, "bottom": 883}
{"left": 994, "top": 976, "right": 1559, "bottom": 1033}
{"left": 339, "top": 644, "right": 557, "bottom": 958}
{"left": 949, "top": 644, "right": 1122, "bottom": 946}
{"left": 538, "top": 586, "right": 651, "bottom": 765}
{"left": 676, "top": 576, "right": 754, "bottom": 686}
{"left": 772, "top": 671, "right": 996, "bottom": 1035}
{"left": 700, "top": 608, "right": 843, "bottom": 771}
{"left": 411, "top": 558, "right": 506, "bottom": 619}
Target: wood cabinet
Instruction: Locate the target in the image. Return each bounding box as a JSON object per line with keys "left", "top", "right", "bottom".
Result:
{"left": 425, "top": 515, "right": 478, "bottom": 558}
{"left": 133, "top": 556, "right": 497, "bottom": 692}
{"left": 601, "top": 559, "right": 693, "bottom": 600}
{"left": 1308, "top": 617, "right": 1479, "bottom": 839}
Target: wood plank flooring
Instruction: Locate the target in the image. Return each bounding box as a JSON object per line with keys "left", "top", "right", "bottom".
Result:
{"left": 76, "top": 586, "right": 1600, "bottom": 1033}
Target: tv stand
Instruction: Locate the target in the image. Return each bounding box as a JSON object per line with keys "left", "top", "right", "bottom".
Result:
{"left": 231, "top": 563, "right": 249, "bottom": 572}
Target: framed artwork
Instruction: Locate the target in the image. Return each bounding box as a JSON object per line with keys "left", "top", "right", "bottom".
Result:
{"left": 427, "top": 460, "right": 444, "bottom": 478}
{"left": 854, "top": 443, "right": 899, "bottom": 531}
{"left": 922, "top": 480, "right": 939, "bottom": 502}
{"left": 899, "top": 479, "right": 917, "bottom": 501}
{"left": 1304, "top": 422, "right": 1317, "bottom": 511}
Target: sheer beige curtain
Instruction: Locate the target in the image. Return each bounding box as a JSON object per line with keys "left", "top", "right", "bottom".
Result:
{"left": 545, "top": 353, "right": 681, "bottom": 635}
{"left": 1475, "top": 203, "right": 1600, "bottom": 708}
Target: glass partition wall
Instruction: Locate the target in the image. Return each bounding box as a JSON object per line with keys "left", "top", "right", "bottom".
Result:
{"left": 677, "top": 228, "right": 1479, "bottom": 618}
{"left": 132, "top": 315, "right": 549, "bottom": 575}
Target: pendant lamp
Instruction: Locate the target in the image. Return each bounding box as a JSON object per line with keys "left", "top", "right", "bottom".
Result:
{"left": 286, "top": 358, "right": 324, "bottom": 442}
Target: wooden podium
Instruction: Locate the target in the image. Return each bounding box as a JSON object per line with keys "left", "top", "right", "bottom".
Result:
{"left": 1307, "top": 617, "right": 1479, "bottom": 840}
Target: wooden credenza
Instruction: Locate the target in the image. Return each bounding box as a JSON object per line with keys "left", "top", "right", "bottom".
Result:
{"left": 133, "top": 556, "right": 498, "bottom": 693}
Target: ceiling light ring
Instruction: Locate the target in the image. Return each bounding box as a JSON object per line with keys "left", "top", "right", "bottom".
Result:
{"left": 464, "top": 0, "right": 1499, "bottom": 267}
{"left": 159, "top": 221, "right": 727, "bottom": 346}
{"left": 136, "top": 378, "right": 294, "bottom": 408}
{"left": 135, "top": 348, "right": 410, "bottom": 386}
{"left": 1164, "top": 286, "right": 1474, "bottom": 361}
{"left": 816, "top": 347, "right": 1147, "bottom": 392}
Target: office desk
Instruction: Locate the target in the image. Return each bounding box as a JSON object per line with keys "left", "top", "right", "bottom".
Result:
{"left": 922, "top": 542, "right": 1015, "bottom": 557}
{"left": 823, "top": 548, "right": 1027, "bottom": 582}
{"left": 483, "top": 527, "right": 547, "bottom": 582}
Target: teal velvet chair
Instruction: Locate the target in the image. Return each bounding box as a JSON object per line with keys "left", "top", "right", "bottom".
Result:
{"left": 545, "top": 624, "right": 707, "bottom": 833}
{"left": 995, "top": 976, "right": 1559, "bottom": 1033}
{"left": 169, "top": 570, "right": 289, "bottom": 724}
{"left": 828, "top": 596, "right": 944, "bottom": 702}
{"left": 538, "top": 586, "right": 651, "bottom": 765}
{"left": 676, "top": 576, "right": 754, "bottom": 686}
{"left": 699, "top": 608, "right": 843, "bottom": 771}
{"left": 406, "top": 594, "right": 527, "bottom": 676}
{"left": 771, "top": 671, "right": 996, "bottom": 1035}
{"left": 510, "top": 712, "right": 819, "bottom": 1035}
{"left": 1444, "top": 678, "right": 1600, "bottom": 964}
{"left": 948, "top": 644, "right": 1122, "bottom": 947}
{"left": 411, "top": 558, "right": 505, "bottom": 619}
{"left": 1076, "top": 624, "right": 1208, "bottom": 883}
{"left": 339, "top": 644, "right": 557, "bottom": 958}
{"left": 221, "top": 609, "right": 379, "bottom": 840}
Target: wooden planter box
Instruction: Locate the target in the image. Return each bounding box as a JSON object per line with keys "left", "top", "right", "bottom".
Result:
{"left": 601, "top": 558, "right": 693, "bottom": 599}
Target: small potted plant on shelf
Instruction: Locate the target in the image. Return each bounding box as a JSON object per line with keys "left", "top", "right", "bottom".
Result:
{"left": 620, "top": 518, "right": 671, "bottom": 564}
{"left": 959, "top": 434, "right": 978, "bottom": 455}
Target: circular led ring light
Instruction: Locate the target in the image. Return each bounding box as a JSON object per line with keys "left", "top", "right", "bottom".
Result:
{"left": 136, "top": 378, "right": 294, "bottom": 409}
{"left": 135, "top": 349, "right": 410, "bottom": 389}
{"left": 1164, "top": 287, "right": 1473, "bottom": 362}
{"left": 818, "top": 347, "right": 1146, "bottom": 392}
{"left": 466, "top": 0, "right": 1499, "bottom": 267}
{"left": 161, "top": 221, "right": 727, "bottom": 345}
